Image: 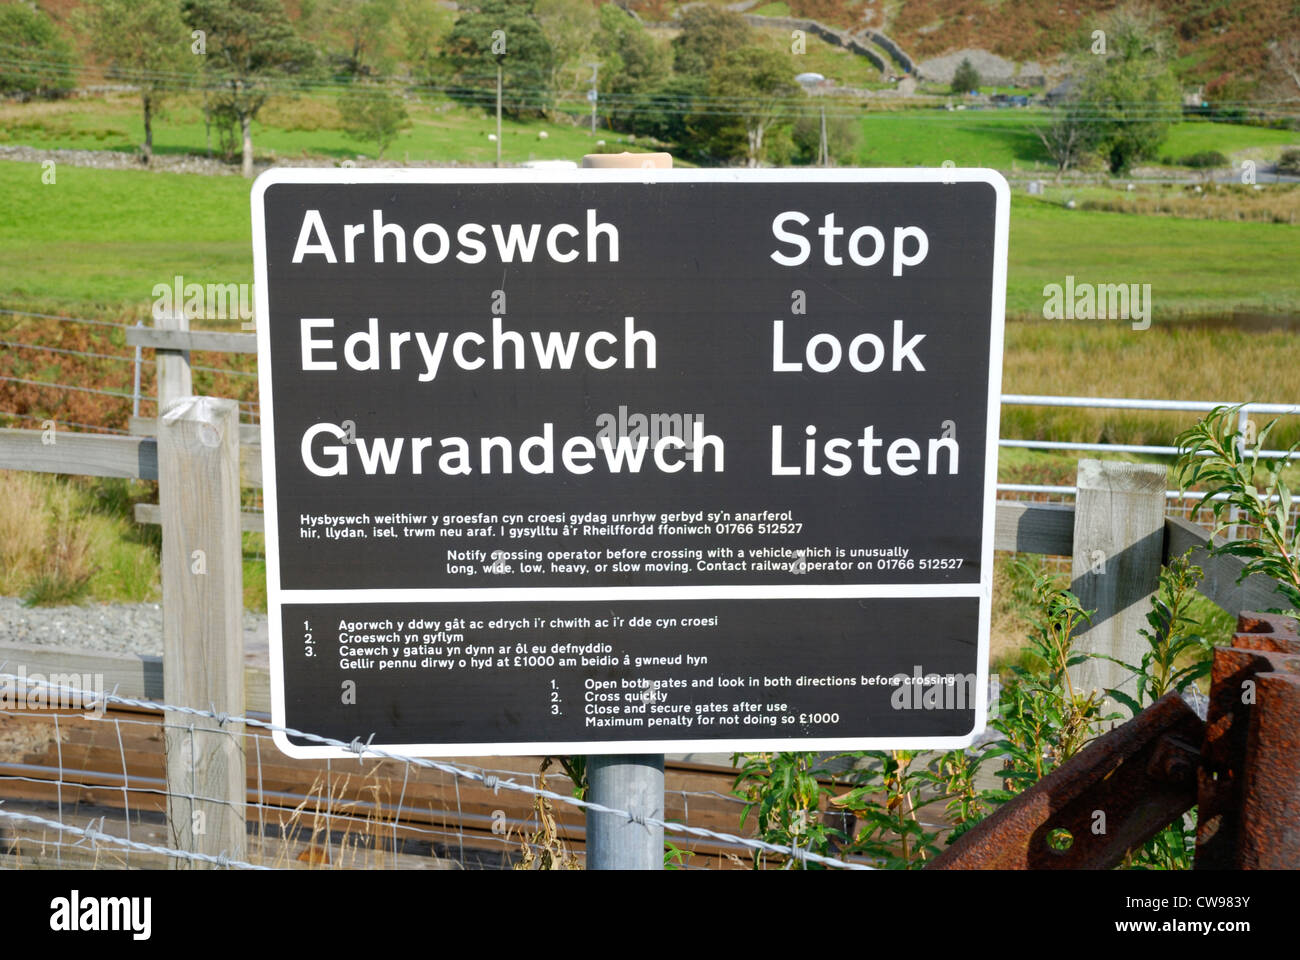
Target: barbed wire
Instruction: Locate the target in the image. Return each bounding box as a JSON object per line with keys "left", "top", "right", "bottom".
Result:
{"left": 0, "top": 408, "right": 129, "bottom": 434}
{"left": 0, "top": 805, "right": 271, "bottom": 870}
{"left": 0, "top": 337, "right": 259, "bottom": 379}
{"left": 0, "top": 307, "right": 130, "bottom": 329}
{"left": 0, "top": 671, "right": 871, "bottom": 871}
{"left": 0, "top": 336, "right": 140, "bottom": 365}
{"left": 0, "top": 373, "right": 138, "bottom": 401}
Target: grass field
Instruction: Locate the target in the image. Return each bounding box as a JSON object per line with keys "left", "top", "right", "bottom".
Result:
{"left": 0, "top": 160, "right": 253, "bottom": 311}
{"left": 5, "top": 159, "right": 1297, "bottom": 319}
{"left": 5, "top": 92, "right": 1297, "bottom": 175}
{"left": 851, "top": 111, "right": 1300, "bottom": 170}
{"left": 1007, "top": 195, "right": 1300, "bottom": 318}
{"left": 0, "top": 94, "right": 642, "bottom": 167}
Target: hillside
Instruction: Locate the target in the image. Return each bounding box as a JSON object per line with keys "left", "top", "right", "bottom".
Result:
{"left": 619, "top": 0, "right": 1294, "bottom": 97}
{"left": 25, "top": 0, "right": 1300, "bottom": 100}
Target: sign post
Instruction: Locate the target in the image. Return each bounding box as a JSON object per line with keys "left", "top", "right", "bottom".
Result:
{"left": 580, "top": 152, "right": 671, "bottom": 871}
{"left": 250, "top": 166, "right": 1009, "bottom": 861}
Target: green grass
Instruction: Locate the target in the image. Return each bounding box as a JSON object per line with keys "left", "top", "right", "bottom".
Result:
{"left": 754, "top": 28, "right": 894, "bottom": 89}
{"left": 5, "top": 93, "right": 1297, "bottom": 177}
{"left": 3, "top": 160, "right": 1298, "bottom": 317}
{"left": 0, "top": 93, "right": 650, "bottom": 168}
{"left": 1007, "top": 194, "right": 1300, "bottom": 318}
{"left": 1159, "top": 120, "right": 1299, "bottom": 165}
{"left": 0, "top": 159, "right": 254, "bottom": 309}
{"left": 0, "top": 471, "right": 268, "bottom": 610}
{"left": 850, "top": 109, "right": 1300, "bottom": 171}
{"left": 853, "top": 109, "right": 1054, "bottom": 168}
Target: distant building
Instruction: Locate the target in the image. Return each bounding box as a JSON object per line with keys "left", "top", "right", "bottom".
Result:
{"left": 1045, "top": 76, "right": 1081, "bottom": 105}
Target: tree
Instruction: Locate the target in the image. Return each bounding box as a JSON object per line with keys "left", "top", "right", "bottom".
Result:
{"left": 535, "top": 0, "right": 598, "bottom": 116}
{"left": 0, "top": 2, "right": 75, "bottom": 99}
{"left": 1073, "top": 4, "right": 1181, "bottom": 175}
{"left": 320, "top": 0, "right": 397, "bottom": 78}
{"left": 1034, "top": 105, "right": 1097, "bottom": 181}
{"left": 790, "top": 109, "right": 859, "bottom": 166}
{"left": 77, "top": 0, "right": 195, "bottom": 164}
{"left": 699, "top": 46, "right": 800, "bottom": 167}
{"left": 951, "top": 58, "right": 979, "bottom": 94}
{"left": 596, "top": 4, "right": 670, "bottom": 133}
{"left": 338, "top": 82, "right": 410, "bottom": 157}
{"left": 671, "top": 6, "right": 751, "bottom": 77}
{"left": 624, "top": 74, "right": 705, "bottom": 147}
{"left": 397, "top": 0, "right": 454, "bottom": 84}
{"left": 442, "top": 0, "right": 555, "bottom": 119}
{"left": 181, "top": 0, "right": 318, "bottom": 177}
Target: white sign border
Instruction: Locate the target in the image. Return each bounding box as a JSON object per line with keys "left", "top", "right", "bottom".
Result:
{"left": 250, "top": 167, "right": 1010, "bottom": 759}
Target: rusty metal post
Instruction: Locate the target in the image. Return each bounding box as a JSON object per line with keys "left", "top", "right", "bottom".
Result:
{"left": 1237, "top": 672, "right": 1300, "bottom": 868}
{"left": 1196, "top": 612, "right": 1300, "bottom": 869}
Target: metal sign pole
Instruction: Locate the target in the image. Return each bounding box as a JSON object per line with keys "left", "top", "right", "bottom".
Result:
{"left": 586, "top": 755, "right": 665, "bottom": 870}
{"left": 581, "top": 150, "right": 672, "bottom": 870}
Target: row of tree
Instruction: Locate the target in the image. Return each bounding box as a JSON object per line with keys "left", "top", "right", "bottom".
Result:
{"left": 2, "top": 0, "right": 857, "bottom": 171}
{"left": 3, "top": 0, "right": 1215, "bottom": 174}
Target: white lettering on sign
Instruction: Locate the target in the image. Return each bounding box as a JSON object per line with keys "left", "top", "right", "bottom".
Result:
{"left": 769, "top": 212, "right": 929, "bottom": 275}
{"left": 292, "top": 208, "right": 619, "bottom": 265}
{"left": 299, "top": 316, "right": 655, "bottom": 379}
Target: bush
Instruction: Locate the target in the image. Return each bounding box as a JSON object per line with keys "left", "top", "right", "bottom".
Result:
{"left": 1178, "top": 150, "right": 1228, "bottom": 168}
{"left": 951, "top": 58, "right": 980, "bottom": 95}
{"left": 338, "top": 84, "right": 412, "bottom": 159}
{"left": 0, "top": 3, "right": 76, "bottom": 99}
{"left": 1278, "top": 149, "right": 1300, "bottom": 175}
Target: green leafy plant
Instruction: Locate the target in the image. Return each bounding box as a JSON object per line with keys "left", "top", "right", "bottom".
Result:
{"left": 730, "top": 751, "right": 843, "bottom": 868}
{"left": 546, "top": 755, "right": 587, "bottom": 798}
{"left": 983, "top": 563, "right": 1110, "bottom": 797}
{"left": 833, "top": 751, "right": 944, "bottom": 868}
{"left": 1174, "top": 403, "right": 1300, "bottom": 613}
{"left": 1102, "top": 552, "right": 1213, "bottom": 870}
{"left": 663, "top": 833, "right": 693, "bottom": 869}
{"left": 1104, "top": 549, "right": 1213, "bottom": 716}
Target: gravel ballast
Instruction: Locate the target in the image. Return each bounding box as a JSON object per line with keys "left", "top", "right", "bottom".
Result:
{"left": 0, "top": 597, "right": 268, "bottom": 663}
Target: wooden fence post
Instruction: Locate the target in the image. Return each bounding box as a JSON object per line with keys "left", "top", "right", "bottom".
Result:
{"left": 1069, "top": 459, "right": 1168, "bottom": 704}
{"left": 156, "top": 310, "right": 191, "bottom": 415}
{"left": 159, "top": 396, "right": 245, "bottom": 867}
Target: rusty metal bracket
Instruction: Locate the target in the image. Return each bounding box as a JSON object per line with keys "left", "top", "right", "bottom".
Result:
{"left": 930, "top": 693, "right": 1203, "bottom": 869}
{"left": 1195, "top": 612, "right": 1300, "bottom": 869}
{"left": 930, "top": 611, "right": 1300, "bottom": 870}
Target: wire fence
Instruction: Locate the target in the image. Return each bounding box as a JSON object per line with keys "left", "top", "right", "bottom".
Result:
{"left": 0, "top": 671, "right": 866, "bottom": 871}
{"left": 3, "top": 317, "right": 1296, "bottom": 544}
{"left": 0, "top": 309, "right": 260, "bottom": 429}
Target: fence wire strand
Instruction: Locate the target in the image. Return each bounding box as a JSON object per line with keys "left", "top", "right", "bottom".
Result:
{"left": 0, "top": 671, "right": 864, "bottom": 871}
